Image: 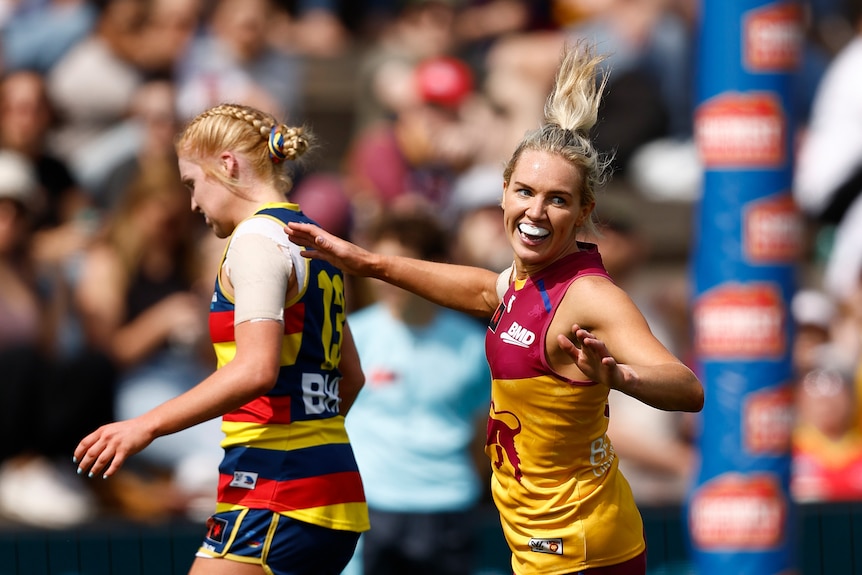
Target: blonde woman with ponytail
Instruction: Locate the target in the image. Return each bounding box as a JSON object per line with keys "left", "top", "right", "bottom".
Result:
{"left": 286, "top": 43, "right": 703, "bottom": 574}
{"left": 74, "top": 104, "right": 369, "bottom": 575}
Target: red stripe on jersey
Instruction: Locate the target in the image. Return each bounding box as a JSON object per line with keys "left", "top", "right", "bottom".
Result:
{"left": 218, "top": 471, "right": 366, "bottom": 511}
{"left": 210, "top": 310, "right": 235, "bottom": 343}
{"left": 223, "top": 395, "right": 292, "bottom": 424}
{"left": 283, "top": 303, "right": 305, "bottom": 334}
{"left": 211, "top": 304, "right": 304, "bottom": 340}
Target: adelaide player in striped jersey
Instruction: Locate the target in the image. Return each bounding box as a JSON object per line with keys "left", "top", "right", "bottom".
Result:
{"left": 74, "top": 103, "right": 369, "bottom": 575}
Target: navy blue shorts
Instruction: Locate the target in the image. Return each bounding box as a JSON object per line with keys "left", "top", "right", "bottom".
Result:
{"left": 196, "top": 508, "right": 361, "bottom": 575}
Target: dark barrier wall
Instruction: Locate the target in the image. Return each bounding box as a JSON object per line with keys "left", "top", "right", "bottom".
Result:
{"left": 3, "top": 502, "right": 862, "bottom": 574}
{"left": 689, "top": 1, "right": 804, "bottom": 573}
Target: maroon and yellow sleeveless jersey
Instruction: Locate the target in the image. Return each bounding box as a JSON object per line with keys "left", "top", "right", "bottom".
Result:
{"left": 485, "top": 245, "right": 645, "bottom": 574}
{"left": 208, "top": 203, "right": 369, "bottom": 533}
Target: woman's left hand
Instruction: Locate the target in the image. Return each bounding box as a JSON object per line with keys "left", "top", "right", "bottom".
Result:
{"left": 557, "top": 324, "right": 632, "bottom": 389}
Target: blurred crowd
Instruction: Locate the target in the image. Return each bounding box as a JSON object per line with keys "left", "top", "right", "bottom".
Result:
{"left": 0, "top": 0, "right": 861, "bottom": 538}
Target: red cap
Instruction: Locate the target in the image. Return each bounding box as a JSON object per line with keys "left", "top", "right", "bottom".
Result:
{"left": 414, "top": 56, "right": 474, "bottom": 108}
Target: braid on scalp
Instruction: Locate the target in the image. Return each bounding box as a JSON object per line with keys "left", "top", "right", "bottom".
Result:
{"left": 177, "top": 103, "right": 314, "bottom": 195}
{"left": 501, "top": 41, "right": 612, "bottom": 237}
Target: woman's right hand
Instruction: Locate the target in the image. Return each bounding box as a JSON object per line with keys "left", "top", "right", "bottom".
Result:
{"left": 74, "top": 417, "right": 156, "bottom": 479}
{"left": 284, "top": 222, "right": 374, "bottom": 277}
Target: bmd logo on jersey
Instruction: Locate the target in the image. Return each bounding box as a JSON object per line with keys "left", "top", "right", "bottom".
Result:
{"left": 743, "top": 2, "right": 803, "bottom": 72}
{"left": 695, "top": 92, "right": 786, "bottom": 168}
{"left": 500, "top": 321, "right": 535, "bottom": 348}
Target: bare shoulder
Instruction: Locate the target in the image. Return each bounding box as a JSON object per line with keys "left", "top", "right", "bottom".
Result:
{"left": 554, "top": 273, "right": 648, "bottom": 340}
{"left": 563, "top": 274, "right": 633, "bottom": 316}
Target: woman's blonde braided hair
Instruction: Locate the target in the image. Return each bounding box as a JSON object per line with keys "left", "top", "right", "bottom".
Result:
{"left": 176, "top": 103, "right": 313, "bottom": 196}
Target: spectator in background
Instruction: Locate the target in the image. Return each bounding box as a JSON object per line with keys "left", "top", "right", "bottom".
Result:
{"left": 175, "top": 0, "right": 305, "bottom": 122}
{"left": 791, "top": 347, "right": 862, "bottom": 502}
{"left": 95, "top": 77, "right": 181, "bottom": 210}
{"left": 290, "top": 172, "right": 354, "bottom": 239}
{"left": 792, "top": 0, "right": 862, "bottom": 427}
{"left": 0, "top": 69, "right": 112, "bottom": 451}
{"left": 453, "top": 0, "right": 541, "bottom": 47}
{"left": 344, "top": 53, "right": 478, "bottom": 231}
{"left": 446, "top": 163, "right": 513, "bottom": 275}
{"left": 341, "top": 208, "right": 491, "bottom": 575}
{"left": 0, "top": 152, "right": 43, "bottom": 355}
{"left": 453, "top": 0, "right": 557, "bottom": 95}
{"left": 0, "top": 150, "right": 113, "bottom": 529}
{"left": 133, "top": 0, "right": 204, "bottom": 79}
{"left": 789, "top": 286, "right": 862, "bottom": 439}
{"left": 0, "top": 69, "right": 98, "bottom": 279}
{"left": 350, "top": 0, "right": 458, "bottom": 135}
{"left": 0, "top": 0, "right": 97, "bottom": 74}
{"left": 73, "top": 161, "right": 220, "bottom": 521}
{"left": 84, "top": 0, "right": 203, "bottom": 208}
{"left": 790, "top": 288, "right": 838, "bottom": 377}
{"left": 793, "top": 0, "right": 862, "bottom": 306}
{"left": 268, "top": 0, "right": 353, "bottom": 58}
{"left": 44, "top": 0, "right": 150, "bottom": 193}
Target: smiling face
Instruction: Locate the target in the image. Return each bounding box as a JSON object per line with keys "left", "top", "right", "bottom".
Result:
{"left": 178, "top": 157, "right": 236, "bottom": 238}
{"left": 502, "top": 149, "right": 593, "bottom": 276}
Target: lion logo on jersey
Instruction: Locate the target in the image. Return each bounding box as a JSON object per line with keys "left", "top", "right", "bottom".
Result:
{"left": 486, "top": 402, "right": 523, "bottom": 482}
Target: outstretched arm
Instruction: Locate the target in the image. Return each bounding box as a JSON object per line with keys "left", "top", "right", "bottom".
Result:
{"left": 552, "top": 276, "right": 703, "bottom": 413}
{"left": 73, "top": 319, "right": 283, "bottom": 478}
{"left": 286, "top": 222, "right": 502, "bottom": 317}
{"left": 557, "top": 324, "right": 703, "bottom": 412}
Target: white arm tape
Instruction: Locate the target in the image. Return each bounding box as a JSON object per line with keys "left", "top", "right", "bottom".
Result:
{"left": 227, "top": 232, "right": 293, "bottom": 325}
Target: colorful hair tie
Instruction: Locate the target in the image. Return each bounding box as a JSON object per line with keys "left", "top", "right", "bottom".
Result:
{"left": 268, "top": 126, "right": 287, "bottom": 163}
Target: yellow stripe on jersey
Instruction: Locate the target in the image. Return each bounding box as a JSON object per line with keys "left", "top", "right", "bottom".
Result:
{"left": 279, "top": 331, "right": 302, "bottom": 365}
{"left": 221, "top": 417, "right": 351, "bottom": 450}
{"left": 213, "top": 331, "right": 303, "bottom": 370}
{"left": 213, "top": 341, "right": 234, "bottom": 369}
